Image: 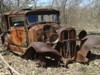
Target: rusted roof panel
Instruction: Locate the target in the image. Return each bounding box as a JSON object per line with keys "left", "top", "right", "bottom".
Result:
{"left": 4, "top": 9, "right": 31, "bottom": 15}
{"left": 4, "top": 9, "right": 59, "bottom": 16}
{"left": 26, "top": 9, "right": 59, "bottom": 15}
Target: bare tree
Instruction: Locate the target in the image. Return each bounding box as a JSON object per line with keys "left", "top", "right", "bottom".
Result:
{"left": 1, "top": 0, "right": 100, "bottom": 30}
{"left": 0, "top": 0, "right": 4, "bottom": 13}
{"left": 59, "top": 0, "right": 68, "bottom": 24}
{"left": 17, "top": 0, "right": 20, "bottom": 8}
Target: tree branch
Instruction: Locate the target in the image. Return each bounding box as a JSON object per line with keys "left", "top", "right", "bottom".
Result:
{"left": 0, "top": 54, "right": 21, "bottom": 75}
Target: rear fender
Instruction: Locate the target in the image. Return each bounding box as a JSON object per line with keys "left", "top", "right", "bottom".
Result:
{"left": 0, "top": 31, "right": 10, "bottom": 45}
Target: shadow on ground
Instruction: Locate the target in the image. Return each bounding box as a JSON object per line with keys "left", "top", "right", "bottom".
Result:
{"left": 87, "top": 51, "right": 100, "bottom": 63}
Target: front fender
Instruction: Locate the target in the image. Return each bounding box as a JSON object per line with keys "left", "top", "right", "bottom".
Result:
{"left": 22, "top": 42, "right": 62, "bottom": 60}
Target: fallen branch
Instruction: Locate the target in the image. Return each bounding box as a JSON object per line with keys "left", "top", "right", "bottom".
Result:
{"left": 0, "top": 54, "right": 20, "bottom": 75}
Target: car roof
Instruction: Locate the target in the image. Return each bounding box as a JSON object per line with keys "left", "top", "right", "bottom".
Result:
{"left": 4, "top": 8, "right": 59, "bottom": 16}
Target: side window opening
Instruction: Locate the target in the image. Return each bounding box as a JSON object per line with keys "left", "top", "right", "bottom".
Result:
{"left": 1, "top": 15, "right": 8, "bottom": 32}
{"left": 9, "top": 16, "right": 24, "bottom": 27}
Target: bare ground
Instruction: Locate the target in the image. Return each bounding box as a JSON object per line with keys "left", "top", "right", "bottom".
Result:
{"left": 0, "top": 31, "right": 100, "bottom": 75}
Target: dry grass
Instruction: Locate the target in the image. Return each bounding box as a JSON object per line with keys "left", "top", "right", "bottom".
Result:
{"left": 0, "top": 48, "right": 100, "bottom": 75}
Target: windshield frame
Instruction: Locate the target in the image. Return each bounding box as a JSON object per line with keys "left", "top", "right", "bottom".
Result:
{"left": 26, "top": 14, "right": 59, "bottom": 25}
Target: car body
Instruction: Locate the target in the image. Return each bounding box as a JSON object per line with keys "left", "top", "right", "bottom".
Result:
{"left": 0, "top": 8, "right": 77, "bottom": 67}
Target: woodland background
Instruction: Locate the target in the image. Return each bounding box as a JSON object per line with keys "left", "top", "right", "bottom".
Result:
{"left": 0, "top": 0, "right": 100, "bottom": 32}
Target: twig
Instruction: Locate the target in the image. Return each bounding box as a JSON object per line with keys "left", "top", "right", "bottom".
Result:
{"left": 8, "top": 68, "right": 14, "bottom": 75}
{"left": 0, "top": 54, "right": 20, "bottom": 75}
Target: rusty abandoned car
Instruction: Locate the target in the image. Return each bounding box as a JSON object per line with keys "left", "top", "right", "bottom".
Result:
{"left": 0, "top": 8, "right": 100, "bottom": 67}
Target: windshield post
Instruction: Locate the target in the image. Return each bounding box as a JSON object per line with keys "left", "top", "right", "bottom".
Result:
{"left": 24, "top": 16, "right": 29, "bottom": 46}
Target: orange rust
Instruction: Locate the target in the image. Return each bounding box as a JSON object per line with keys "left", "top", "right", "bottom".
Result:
{"left": 10, "top": 27, "right": 26, "bottom": 46}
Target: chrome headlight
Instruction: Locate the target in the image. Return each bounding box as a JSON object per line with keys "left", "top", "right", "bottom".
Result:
{"left": 49, "top": 33, "right": 59, "bottom": 44}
